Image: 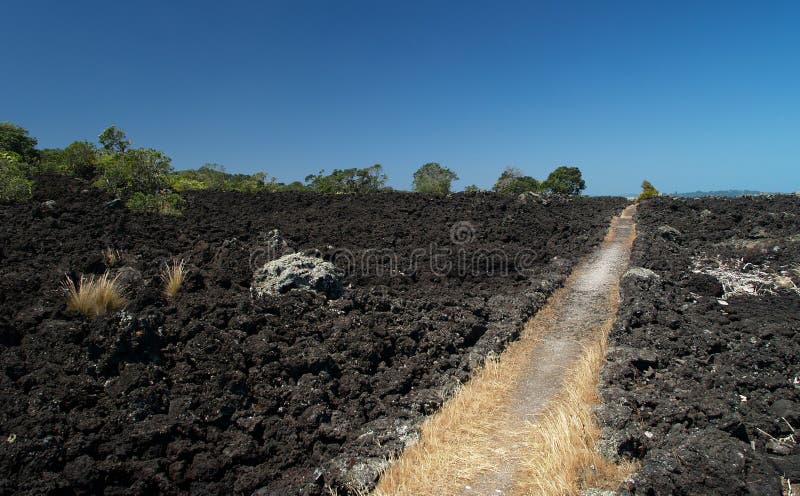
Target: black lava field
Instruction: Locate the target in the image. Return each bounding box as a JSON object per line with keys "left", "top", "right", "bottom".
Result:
{"left": 598, "top": 196, "right": 800, "bottom": 495}
{"left": 0, "top": 175, "right": 624, "bottom": 495}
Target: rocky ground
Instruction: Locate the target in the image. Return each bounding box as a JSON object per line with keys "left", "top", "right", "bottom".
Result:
{"left": 597, "top": 196, "right": 800, "bottom": 495}
{"left": 0, "top": 175, "right": 625, "bottom": 495}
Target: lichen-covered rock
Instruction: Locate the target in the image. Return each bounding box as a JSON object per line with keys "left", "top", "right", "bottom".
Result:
{"left": 251, "top": 253, "right": 343, "bottom": 298}
{"left": 622, "top": 267, "right": 659, "bottom": 281}
{"left": 656, "top": 225, "right": 681, "bottom": 241}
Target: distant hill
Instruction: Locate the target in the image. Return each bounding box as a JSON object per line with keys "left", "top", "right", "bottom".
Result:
{"left": 671, "top": 189, "right": 763, "bottom": 198}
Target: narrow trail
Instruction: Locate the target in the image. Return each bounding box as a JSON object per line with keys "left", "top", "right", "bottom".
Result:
{"left": 463, "top": 204, "right": 636, "bottom": 495}
{"left": 373, "top": 205, "right": 637, "bottom": 496}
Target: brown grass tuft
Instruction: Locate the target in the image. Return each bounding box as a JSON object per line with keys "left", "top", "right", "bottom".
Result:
{"left": 102, "top": 246, "right": 123, "bottom": 267}
{"left": 64, "top": 271, "right": 126, "bottom": 317}
{"left": 161, "top": 259, "right": 186, "bottom": 298}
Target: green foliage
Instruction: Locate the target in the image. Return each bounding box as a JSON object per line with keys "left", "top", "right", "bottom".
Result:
{"left": 37, "top": 148, "right": 68, "bottom": 174}
{"left": 637, "top": 180, "right": 659, "bottom": 202}
{"left": 543, "top": 166, "right": 585, "bottom": 195}
{"left": 305, "top": 164, "right": 387, "bottom": 193}
{"left": 412, "top": 163, "right": 458, "bottom": 194}
{"left": 0, "top": 122, "right": 39, "bottom": 164}
{"left": 276, "top": 181, "right": 309, "bottom": 192}
{"left": 63, "top": 141, "right": 99, "bottom": 179}
{"left": 126, "top": 190, "right": 184, "bottom": 216}
{"left": 168, "top": 176, "right": 208, "bottom": 192}
{"left": 98, "top": 126, "right": 130, "bottom": 153}
{"left": 94, "top": 148, "right": 173, "bottom": 197}
{"left": 0, "top": 151, "right": 33, "bottom": 203}
{"left": 463, "top": 184, "right": 482, "bottom": 193}
{"left": 169, "top": 164, "right": 277, "bottom": 193}
{"left": 33, "top": 141, "right": 98, "bottom": 178}
{"left": 493, "top": 167, "right": 544, "bottom": 194}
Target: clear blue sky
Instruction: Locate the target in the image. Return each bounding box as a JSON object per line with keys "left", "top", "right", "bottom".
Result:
{"left": 4, "top": 0, "right": 799, "bottom": 195}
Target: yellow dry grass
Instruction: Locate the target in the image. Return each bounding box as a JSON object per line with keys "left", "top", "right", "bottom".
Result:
{"left": 372, "top": 302, "right": 559, "bottom": 496}
{"left": 64, "top": 271, "right": 126, "bottom": 317}
{"left": 102, "top": 246, "right": 123, "bottom": 267}
{"left": 161, "top": 259, "right": 186, "bottom": 298}
{"left": 513, "top": 333, "right": 637, "bottom": 495}
{"left": 372, "top": 313, "right": 635, "bottom": 496}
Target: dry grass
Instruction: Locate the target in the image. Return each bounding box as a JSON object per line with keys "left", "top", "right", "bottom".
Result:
{"left": 372, "top": 353, "right": 520, "bottom": 495}
{"left": 514, "top": 335, "right": 637, "bottom": 495}
{"left": 372, "top": 308, "right": 636, "bottom": 496}
{"left": 102, "top": 246, "right": 123, "bottom": 267}
{"left": 161, "top": 259, "right": 186, "bottom": 298}
{"left": 372, "top": 299, "right": 570, "bottom": 496}
{"left": 64, "top": 271, "right": 126, "bottom": 317}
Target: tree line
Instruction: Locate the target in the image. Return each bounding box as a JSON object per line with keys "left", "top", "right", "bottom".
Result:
{"left": 0, "top": 122, "right": 588, "bottom": 212}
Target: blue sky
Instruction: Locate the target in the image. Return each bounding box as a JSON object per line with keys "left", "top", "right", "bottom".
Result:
{"left": 3, "top": 0, "right": 799, "bottom": 195}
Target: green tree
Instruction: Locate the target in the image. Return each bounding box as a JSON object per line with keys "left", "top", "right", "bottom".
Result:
{"left": 0, "top": 151, "right": 33, "bottom": 202}
{"left": 98, "top": 126, "right": 131, "bottom": 153}
{"left": 95, "top": 148, "right": 173, "bottom": 196}
{"left": 278, "top": 181, "right": 309, "bottom": 192}
{"left": 463, "top": 184, "right": 482, "bottom": 193}
{"left": 637, "top": 180, "right": 659, "bottom": 202}
{"left": 493, "top": 166, "right": 522, "bottom": 192}
{"left": 196, "top": 163, "right": 228, "bottom": 190}
{"left": 543, "top": 166, "right": 585, "bottom": 195}
{"left": 0, "top": 122, "right": 39, "bottom": 164}
{"left": 63, "top": 141, "right": 99, "bottom": 179}
{"left": 412, "top": 162, "right": 458, "bottom": 194}
{"left": 38, "top": 148, "right": 66, "bottom": 173}
{"left": 169, "top": 164, "right": 278, "bottom": 193}
{"left": 493, "top": 167, "right": 543, "bottom": 194}
{"left": 305, "top": 164, "right": 387, "bottom": 193}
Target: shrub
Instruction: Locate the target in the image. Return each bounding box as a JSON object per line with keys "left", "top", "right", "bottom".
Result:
{"left": 493, "top": 168, "right": 544, "bottom": 194}
{"left": 493, "top": 167, "right": 540, "bottom": 194}
{"left": 126, "top": 190, "right": 184, "bottom": 216}
{"left": 412, "top": 163, "right": 458, "bottom": 194}
{"left": 161, "top": 259, "right": 186, "bottom": 298}
{"left": 62, "top": 141, "right": 99, "bottom": 179}
{"left": 169, "top": 164, "right": 279, "bottom": 193}
{"left": 64, "top": 271, "right": 126, "bottom": 317}
{"left": 0, "top": 122, "right": 39, "bottom": 164}
{"left": 0, "top": 151, "right": 33, "bottom": 203}
{"left": 543, "top": 166, "right": 585, "bottom": 195}
{"left": 637, "top": 180, "right": 659, "bottom": 202}
{"left": 305, "top": 164, "right": 387, "bottom": 193}
{"left": 168, "top": 175, "right": 209, "bottom": 192}
{"left": 94, "top": 148, "right": 173, "bottom": 197}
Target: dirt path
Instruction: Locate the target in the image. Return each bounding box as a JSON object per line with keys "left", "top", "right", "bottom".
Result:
{"left": 373, "top": 205, "right": 637, "bottom": 496}
{"left": 462, "top": 205, "right": 637, "bottom": 495}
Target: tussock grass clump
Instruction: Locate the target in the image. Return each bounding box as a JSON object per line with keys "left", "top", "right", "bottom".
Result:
{"left": 161, "top": 259, "right": 186, "bottom": 298}
{"left": 102, "top": 246, "right": 123, "bottom": 267}
{"left": 64, "top": 271, "right": 126, "bottom": 317}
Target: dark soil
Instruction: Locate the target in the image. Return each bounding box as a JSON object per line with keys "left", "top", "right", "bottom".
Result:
{"left": 0, "top": 175, "right": 625, "bottom": 495}
{"left": 598, "top": 196, "right": 800, "bottom": 495}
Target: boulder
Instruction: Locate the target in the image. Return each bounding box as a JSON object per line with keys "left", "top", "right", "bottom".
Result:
{"left": 657, "top": 225, "right": 681, "bottom": 241}
{"left": 251, "top": 253, "right": 343, "bottom": 299}
{"left": 623, "top": 267, "right": 660, "bottom": 281}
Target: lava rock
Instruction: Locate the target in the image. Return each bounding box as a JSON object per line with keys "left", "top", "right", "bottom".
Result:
{"left": 251, "top": 253, "right": 344, "bottom": 299}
